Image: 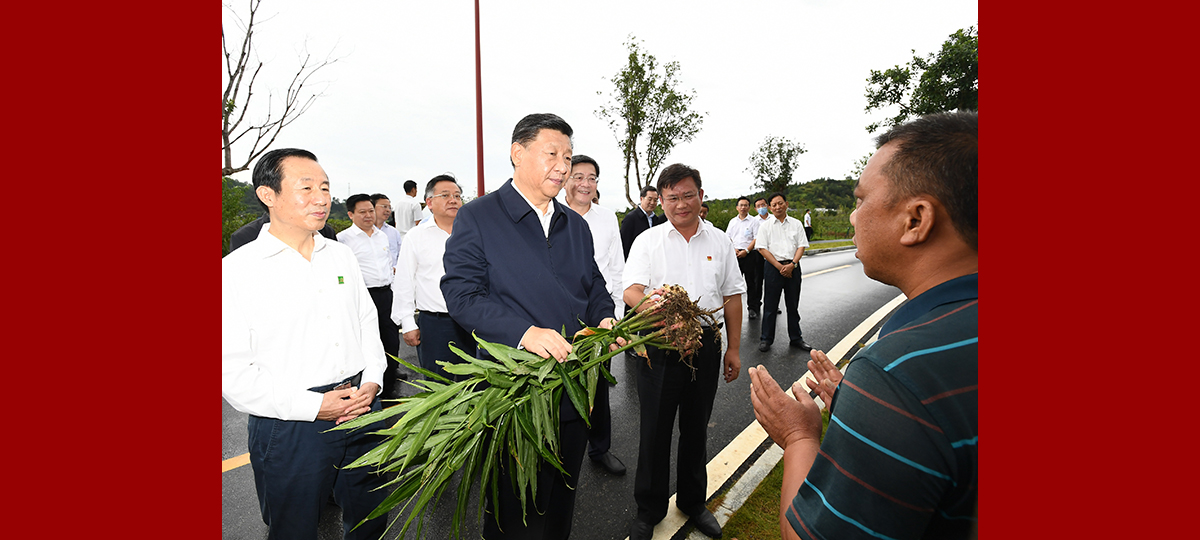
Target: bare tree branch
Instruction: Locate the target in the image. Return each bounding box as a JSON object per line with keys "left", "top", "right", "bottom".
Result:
{"left": 222, "top": 0, "right": 338, "bottom": 177}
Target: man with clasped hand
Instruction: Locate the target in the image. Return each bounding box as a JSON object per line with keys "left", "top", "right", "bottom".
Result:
{"left": 222, "top": 148, "right": 388, "bottom": 540}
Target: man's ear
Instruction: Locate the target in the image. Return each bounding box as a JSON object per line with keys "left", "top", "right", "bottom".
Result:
{"left": 255, "top": 185, "right": 275, "bottom": 210}
{"left": 510, "top": 141, "right": 524, "bottom": 168}
{"left": 899, "top": 197, "right": 936, "bottom": 246}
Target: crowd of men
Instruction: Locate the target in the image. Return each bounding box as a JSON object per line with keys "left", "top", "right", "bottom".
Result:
{"left": 222, "top": 110, "right": 978, "bottom": 540}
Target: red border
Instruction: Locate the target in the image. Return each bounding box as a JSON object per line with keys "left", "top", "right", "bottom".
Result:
{"left": 6, "top": 2, "right": 218, "bottom": 536}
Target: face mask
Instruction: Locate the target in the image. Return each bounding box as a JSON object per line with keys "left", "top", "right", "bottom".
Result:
{"left": 757, "top": 207, "right": 768, "bottom": 216}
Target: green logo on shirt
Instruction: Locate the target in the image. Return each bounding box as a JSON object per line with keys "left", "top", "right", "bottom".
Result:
{"left": 338, "top": 276, "right": 345, "bottom": 284}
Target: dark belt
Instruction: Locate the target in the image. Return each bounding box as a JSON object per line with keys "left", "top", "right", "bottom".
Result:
{"left": 418, "top": 310, "right": 452, "bottom": 319}
{"left": 775, "top": 259, "right": 793, "bottom": 265}
{"left": 307, "top": 370, "right": 363, "bottom": 393}
{"left": 367, "top": 285, "right": 391, "bottom": 291}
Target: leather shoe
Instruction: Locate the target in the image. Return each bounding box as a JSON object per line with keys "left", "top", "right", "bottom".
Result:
{"left": 789, "top": 339, "right": 813, "bottom": 352}
{"left": 747, "top": 310, "right": 758, "bottom": 320}
{"left": 629, "top": 519, "right": 655, "bottom": 540}
{"left": 758, "top": 340, "right": 770, "bottom": 352}
{"left": 689, "top": 508, "right": 722, "bottom": 538}
{"left": 591, "top": 452, "right": 626, "bottom": 475}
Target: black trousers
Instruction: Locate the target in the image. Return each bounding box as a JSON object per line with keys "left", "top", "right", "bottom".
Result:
{"left": 761, "top": 260, "right": 803, "bottom": 345}
{"left": 367, "top": 286, "right": 401, "bottom": 397}
{"left": 738, "top": 251, "right": 764, "bottom": 314}
{"left": 634, "top": 328, "right": 720, "bottom": 523}
{"left": 415, "top": 310, "right": 476, "bottom": 382}
{"left": 247, "top": 374, "right": 388, "bottom": 540}
{"left": 482, "top": 415, "right": 589, "bottom": 540}
{"left": 587, "top": 372, "right": 613, "bottom": 458}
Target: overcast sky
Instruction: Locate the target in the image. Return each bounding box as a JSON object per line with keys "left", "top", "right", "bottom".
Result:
{"left": 223, "top": 0, "right": 978, "bottom": 210}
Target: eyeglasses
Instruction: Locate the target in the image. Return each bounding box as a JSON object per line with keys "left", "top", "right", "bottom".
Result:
{"left": 569, "top": 174, "right": 599, "bottom": 184}
{"left": 661, "top": 191, "right": 698, "bottom": 205}
{"left": 429, "top": 193, "right": 463, "bottom": 201}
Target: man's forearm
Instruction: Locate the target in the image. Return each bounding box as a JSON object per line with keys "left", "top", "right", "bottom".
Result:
{"left": 778, "top": 439, "right": 820, "bottom": 540}
{"left": 758, "top": 248, "right": 781, "bottom": 269}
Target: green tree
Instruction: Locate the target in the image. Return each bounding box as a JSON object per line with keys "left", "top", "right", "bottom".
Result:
{"left": 745, "top": 135, "right": 807, "bottom": 195}
{"left": 864, "top": 26, "right": 978, "bottom": 133}
{"left": 222, "top": 176, "right": 255, "bottom": 256}
{"left": 596, "top": 36, "right": 705, "bottom": 208}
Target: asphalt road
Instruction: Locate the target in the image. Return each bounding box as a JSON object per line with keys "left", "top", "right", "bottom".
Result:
{"left": 221, "top": 247, "right": 902, "bottom": 539}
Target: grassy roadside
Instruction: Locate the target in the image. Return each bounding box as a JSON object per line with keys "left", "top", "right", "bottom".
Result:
{"left": 715, "top": 410, "right": 831, "bottom": 540}
{"left": 809, "top": 240, "right": 854, "bottom": 250}
{"left": 718, "top": 459, "right": 787, "bottom": 540}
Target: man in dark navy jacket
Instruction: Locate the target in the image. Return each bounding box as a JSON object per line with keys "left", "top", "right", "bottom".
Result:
{"left": 442, "top": 113, "right": 619, "bottom": 540}
{"left": 619, "top": 185, "right": 667, "bottom": 259}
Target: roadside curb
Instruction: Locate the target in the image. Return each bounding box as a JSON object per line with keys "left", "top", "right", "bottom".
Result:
{"left": 805, "top": 245, "right": 855, "bottom": 256}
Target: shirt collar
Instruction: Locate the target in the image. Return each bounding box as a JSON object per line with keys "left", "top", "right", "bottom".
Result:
{"left": 343, "top": 224, "right": 379, "bottom": 237}
{"left": 881, "top": 273, "right": 979, "bottom": 336}
{"left": 499, "top": 178, "right": 561, "bottom": 223}
{"left": 252, "top": 228, "right": 328, "bottom": 259}
{"left": 663, "top": 218, "right": 710, "bottom": 241}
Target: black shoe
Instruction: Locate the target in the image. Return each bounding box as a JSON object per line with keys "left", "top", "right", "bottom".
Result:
{"left": 629, "top": 519, "right": 655, "bottom": 540}
{"left": 789, "top": 339, "right": 813, "bottom": 352}
{"left": 748, "top": 310, "right": 758, "bottom": 320}
{"left": 689, "top": 508, "right": 722, "bottom": 538}
{"left": 591, "top": 452, "right": 626, "bottom": 475}
{"left": 758, "top": 340, "right": 770, "bottom": 352}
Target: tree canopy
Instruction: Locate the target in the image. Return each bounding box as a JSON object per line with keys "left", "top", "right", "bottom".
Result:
{"left": 595, "top": 36, "right": 705, "bottom": 207}
{"left": 745, "top": 135, "right": 807, "bottom": 195}
{"left": 864, "top": 26, "right": 978, "bottom": 133}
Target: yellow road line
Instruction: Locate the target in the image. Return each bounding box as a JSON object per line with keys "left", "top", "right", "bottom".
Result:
{"left": 222, "top": 452, "right": 250, "bottom": 473}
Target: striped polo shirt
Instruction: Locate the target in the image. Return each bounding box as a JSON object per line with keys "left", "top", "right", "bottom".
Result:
{"left": 787, "top": 273, "right": 978, "bottom": 540}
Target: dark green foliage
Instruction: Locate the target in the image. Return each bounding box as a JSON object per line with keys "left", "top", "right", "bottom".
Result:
{"left": 864, "top": 26, "right": 978, "bottom": 133}
{"left": 745, "top": 136, "right": 808, "bottom": 195}
{"left": 327, "top": 219, "right": 352, "bottom": 234}
{"left": 222, "top": 176, "right": 257, "bottom": 256}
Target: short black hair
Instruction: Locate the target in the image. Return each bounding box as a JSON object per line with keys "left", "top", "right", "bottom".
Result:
{"left": 403, "top": 180, "right": 418, "bottom": 194}
{"left": 511, "top": 113, "right": 573, "bottom": 167}
{"left": 701, "top": 202, "right": 710, "bottom": 209}
{"left": 754, "top": 197, "right": 767, "bottom": 205}
{"left": 768, "top": 192, "right": 786, "bottom": 205}
{"left": 737, "top": 196, "right": 751, "bottom": 205}
{"left": 874, "top": 110, "right": 978, "bottom": 250}
{"left": 369, "top": 193, "right": 390, "bottom": 205}
{"left": 571, "top": 154, "right": 599, "bottom": 177}
{"left": 424, "top": 174, "right": 461, "bottom": 199}
{"left": 657, "top": 163, "right": 702, "bottom": 193}
{"left": 252, "top": 148, "right": 319, "bottom": 212}
{"left": 639, "top": 185, "right": 659, "bottom": 198}
{"left": 346, "top": 193, "right": 373, "bottom": 214}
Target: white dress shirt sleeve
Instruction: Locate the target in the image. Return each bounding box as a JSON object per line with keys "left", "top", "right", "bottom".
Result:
{"left": 221, "top": 258, "right": 325, "bottom": 421}
{"left": 391, "top": 230, "right": 419, "bottom": 331}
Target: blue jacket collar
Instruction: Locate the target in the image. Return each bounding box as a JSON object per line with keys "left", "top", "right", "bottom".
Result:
{"left": 498, "top": 178, "right": 567, "bottom": 228}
